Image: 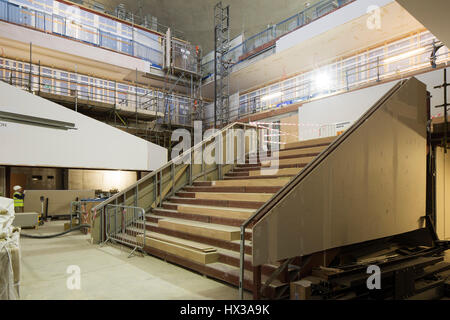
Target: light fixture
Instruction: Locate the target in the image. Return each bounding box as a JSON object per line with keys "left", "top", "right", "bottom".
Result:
{"left": 314, "top": 72, "right": 332, "bottom": 91}
{"left": 261, "top": 91, "right": 282, "bottom": 102}
{"left": 383, "top": 47, "right": 427, "bottom": 64}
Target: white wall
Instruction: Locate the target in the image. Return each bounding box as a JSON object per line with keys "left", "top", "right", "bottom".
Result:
{"left": 276, "top": 0, "right": 394, "bottom": 53}
{"left": 0, "top": 81, "right": 167, "bottom": 171}
{"left": 298, "top": 81, "right": 397, "bottom": 140}
{"left": 298, "top": 68, "right": 450, "bottom": 141}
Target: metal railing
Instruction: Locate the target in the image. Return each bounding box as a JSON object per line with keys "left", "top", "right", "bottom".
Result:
{"left": 101, "top": 204, "right": 146, "bottom": 258}
{"left": 203, "top": 37, "right": 450, "bottom": 127}
{"left": 201, "top": 0, "right": 354, "bottom": 76}
{"left": 0, "top": 59, "right": 196, "bottom": 126}
{"left": 0, "top": 0, "right": 197, "bottom": 69}
{"left": 91, "top": 121, "right": 261, "bottom": 245}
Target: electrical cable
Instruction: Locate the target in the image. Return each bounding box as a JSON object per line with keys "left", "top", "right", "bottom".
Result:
{"left": 19, "top": 224, "right": 91, "bottom": 239}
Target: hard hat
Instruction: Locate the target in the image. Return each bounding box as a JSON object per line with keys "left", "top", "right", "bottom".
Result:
{"left": 13, "top": 185, "right": 22, "bottom": 191}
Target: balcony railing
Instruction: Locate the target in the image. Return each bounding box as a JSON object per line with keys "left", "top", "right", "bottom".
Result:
{"left": 0, "top": 0, "right": 163, "bottom": 68}
{"left": 201, "top": 0, "right": 354, "bottom": 77}
{"left": 0, "top": 57, "right": 194, "bottom": 127}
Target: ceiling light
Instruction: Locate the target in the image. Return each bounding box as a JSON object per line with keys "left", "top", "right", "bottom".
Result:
{"left": 314, "top": 72, "right": 332, "bottom": 91}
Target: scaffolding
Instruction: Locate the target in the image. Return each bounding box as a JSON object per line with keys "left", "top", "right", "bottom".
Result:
{"left": 214, "top": 2, "right": 231, "bottom": 127}
{"left": 162, "top": 28, "right": 203, "bottom": 131}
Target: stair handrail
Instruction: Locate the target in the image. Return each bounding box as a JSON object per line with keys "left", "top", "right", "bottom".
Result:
{"left": 238, "top": 80, "right": 407, "bottom": 299}
{"left": 91, "top": 121, "right": 259, "bottom": 234}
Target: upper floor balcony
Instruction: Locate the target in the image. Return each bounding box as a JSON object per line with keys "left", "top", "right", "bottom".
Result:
{"left": 0, "top": 0, "right": 201, "bottom": 91}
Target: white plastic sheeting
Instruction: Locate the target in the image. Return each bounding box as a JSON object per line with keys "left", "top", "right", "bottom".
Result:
{"left": 0, "top": 197, "right": 21, "bottom": 300}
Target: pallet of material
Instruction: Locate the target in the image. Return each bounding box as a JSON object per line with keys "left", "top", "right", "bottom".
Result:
{"left": 136, "top": 234, "right": 219, "bottom": 265}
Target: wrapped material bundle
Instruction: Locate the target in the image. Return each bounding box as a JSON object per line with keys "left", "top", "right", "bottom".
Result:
{"left": 0, "top": 197, "right": 21, "bottom": 300}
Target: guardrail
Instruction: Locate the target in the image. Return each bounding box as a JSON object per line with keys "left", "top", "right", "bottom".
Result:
{"left": 0, "top": 61, "right": 194, "bottom": 126}
{"left": 201, "top": 0, "right": 355, "bottom": 76}
{"left": 91, "top": 121, "right": 261, "bottom": 245}
{"left": 101, "top": 204, "right": 146, "bottom": 258}
{"left": 203, "top": 39, "right": 449, "bottom": 127}
{"left": 0, "top": 0, "right": 166, "bottom": 68}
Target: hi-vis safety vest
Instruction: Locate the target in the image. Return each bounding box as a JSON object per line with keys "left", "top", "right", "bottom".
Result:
{"left": 13, "top": 192, "right": 24, "bottom": 207}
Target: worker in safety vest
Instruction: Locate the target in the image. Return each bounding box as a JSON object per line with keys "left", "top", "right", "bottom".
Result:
{"left": 13, "top": 185, "right": 25, "bottom": 213}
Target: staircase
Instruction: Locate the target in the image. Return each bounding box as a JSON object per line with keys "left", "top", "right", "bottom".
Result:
{"left": 92, "top": 122, "right": 336, "bottom": 298}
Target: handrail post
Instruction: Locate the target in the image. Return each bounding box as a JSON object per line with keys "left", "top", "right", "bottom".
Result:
{"left": 239, "top": 224, "right": 246, "bottom": 300}
{"left": 170, "top": 162, "right": 175, "bottom": 196}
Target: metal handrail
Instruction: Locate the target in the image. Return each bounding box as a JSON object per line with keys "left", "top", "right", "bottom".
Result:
{"left": 91, "top": 121, "right": 258, "bottom": 215}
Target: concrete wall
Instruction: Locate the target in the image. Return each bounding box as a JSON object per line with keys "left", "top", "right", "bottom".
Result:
{"left": 68, "top": 169, "right": 137, "bottom": 192}
{"left": 0, "top": 81, "right": 168, "bottom": 171}
{"left": 436, "top": 146, "right": 450, "bottom": 240}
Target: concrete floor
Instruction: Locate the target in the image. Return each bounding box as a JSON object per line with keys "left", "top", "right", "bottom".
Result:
{"left": 18, "top": 221, "right": 248, "bottom": 300}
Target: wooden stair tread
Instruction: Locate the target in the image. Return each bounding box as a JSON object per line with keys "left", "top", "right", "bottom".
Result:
{"left": 192, "top": 192, "right": 274, "bottom": 202}
{"left": 167, "top": 202, "right": 255, "bottom": 213}
{"left": 145, "top": 232, "right": 217, "bottom": 253}
{"left": 157, "top": 217, "right": 242, "bottom": 232}
{"left": 137, "top": 234, "right": 219, "bottom": 264}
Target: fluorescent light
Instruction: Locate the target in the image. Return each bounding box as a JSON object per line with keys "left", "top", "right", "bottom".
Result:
{"left": 384, "top": 47, "right": 427, "bottom": 64}
{"left": 261, "top": 91, "right": 282, "bottom": 101}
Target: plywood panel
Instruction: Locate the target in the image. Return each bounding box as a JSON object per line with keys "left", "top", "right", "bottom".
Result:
{"left": 158, "top": 219, "right": 240, "bottom": 241}
{"left": 436, "top": 146, "right": 450, "bottom": 240}
{"left": 250, "top": 167, "right": 302, "bottom": 177}
{"left": 136, "top": 235, "right": 219, "bottom": 264}
{"left": 253, "top": 78, "right": 428, "bottom": 266}
{"left": 274, "top": 146, "right": 326, "bottom": 158}
{"left": 282, "top": 136, "right": 336, "bottom": 150}
{"left": 261, "top": 157, "right": 316, "bottom": 167}
{"left": 24, "top": 190, "right": 95, "bottom": 216}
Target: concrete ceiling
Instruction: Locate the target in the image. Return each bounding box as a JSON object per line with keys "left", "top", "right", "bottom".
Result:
{"left": 396, "top": 0, "right": 450, "bottom": 48}
{"left": 97, "top": 0, "right": 321, "bottom": 52}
